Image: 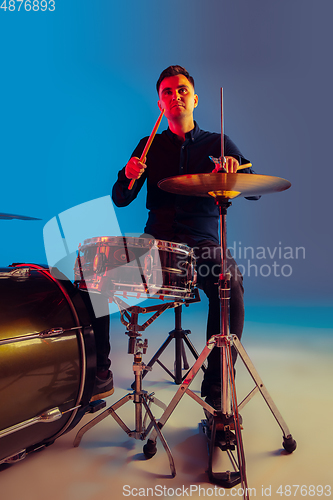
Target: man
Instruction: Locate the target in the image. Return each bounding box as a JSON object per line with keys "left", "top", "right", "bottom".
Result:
{"left": 112, "top": 65, "right": 257, "bottom": 408}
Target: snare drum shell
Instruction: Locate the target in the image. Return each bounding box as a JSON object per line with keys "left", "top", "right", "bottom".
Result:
{"left": 75, "top": 236, "right": 196, "bottom": 299}
{"left": 0, "top": 265, "right": 96, "bottom": 462}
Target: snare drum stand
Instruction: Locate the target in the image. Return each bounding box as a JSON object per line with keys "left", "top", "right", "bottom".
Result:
{"left": 73, "top": 297, "right": 192, "bottom": 477}
{"left": 141, "top": 290, "right": 205, "bottom": 385}
{"left": 142, "top": 197, "right": 296, "bottom": 499}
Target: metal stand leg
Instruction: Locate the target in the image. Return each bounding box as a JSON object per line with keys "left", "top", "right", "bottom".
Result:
{"left": 143, "top": 331, "right": 296, "bottom": 495}
{"left": 232, "top": 335, "right": 296, "bottom": 452}
{"left": 73, "top": 328, "right": 176, "bottom": 477}
{"left": 142, "top": 332, "right": 247, "bottom": 489}
{"left": 142, "top": 303, "right": 205, "bottom": 384}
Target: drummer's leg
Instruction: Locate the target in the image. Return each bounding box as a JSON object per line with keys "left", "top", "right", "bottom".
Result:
{"left": 79, "top": 289, "right": 114, "bottom": 400}
{"left": 79, "top": 289, "right": 111, "bottom": 370}
{"left": 195, "top": 240, "right": 244, "bottom": 399}
{"left": 91, "top": 311, "right": 112, "bottom": 374}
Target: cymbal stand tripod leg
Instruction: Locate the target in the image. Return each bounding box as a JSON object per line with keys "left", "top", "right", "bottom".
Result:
{"left": 232, "top": 335, "right": 296, "bottom": 452}
{"left": 215, "top": 199, "right": 248, "bottom": 493}
{"left": 143, "top": 200, "right": 249, "bottom": 495}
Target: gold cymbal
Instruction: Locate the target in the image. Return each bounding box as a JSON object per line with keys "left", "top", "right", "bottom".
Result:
{"left": 158, "top": 173, "right": 291, "bottom": 199}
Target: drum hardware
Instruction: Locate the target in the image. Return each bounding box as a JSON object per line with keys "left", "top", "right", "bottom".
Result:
{"left": 0, "top": 403, "right": 89, "bottom": 441}
{"left": 141, "top": 289, "right": 206, "bottom": 385}
{"left": 0, "top": 450, "right": 27, "bottom": 465}
{"left": 73, "top": 294, "right": 206, "bottom": 474}
{"left": 111, "top": 292, "right": 203, "bottom": 386}
{"left": 0, "top": 408, "right": 63, "bottom": 439}
{"left": 73, "top": 293, "right": 179, "bottom": 477}
{"left": 0, "top": 326, "right": 84, "bottom": 346}
{"left": 146, "top": 171, "right": 297, "bottom": 494}
{"left": 0, "top": 267, "right": 30, "bottom": 280}
{"left": 0, "top": 264, "right": 97, "bottom": 464}
{"left": 0, "top": 213, "right": 41, "bottom": 221}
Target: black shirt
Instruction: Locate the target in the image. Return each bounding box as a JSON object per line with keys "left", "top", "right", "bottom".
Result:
{"left": 112, "top": 122, "right": 256, "bottom": 245}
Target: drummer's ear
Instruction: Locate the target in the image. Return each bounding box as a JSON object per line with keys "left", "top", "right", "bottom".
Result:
{"left": 158, "top": 100, "right": 164, "bottom": 112}
{"left": 194, "top": 94, "right": 198, "bottom": 108}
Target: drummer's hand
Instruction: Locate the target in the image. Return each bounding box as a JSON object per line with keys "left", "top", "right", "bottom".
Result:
{"left": 125, "top": 156, "right": 147, "bottom": 180}
{"left": 212, "top": 156, "right": 239, "bottom": 173}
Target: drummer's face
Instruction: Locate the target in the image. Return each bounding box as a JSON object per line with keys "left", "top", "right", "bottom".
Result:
{"left": 158, "top": 75, "right": 198, "bottom": 120}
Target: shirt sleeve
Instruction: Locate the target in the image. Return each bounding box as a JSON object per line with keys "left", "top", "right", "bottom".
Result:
{"left": 111, "top": 138, "right": 148, "bottom": 207}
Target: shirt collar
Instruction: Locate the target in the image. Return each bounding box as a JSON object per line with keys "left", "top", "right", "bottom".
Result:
{"left": 166, "top": 121, "right": 201, "bottom": 143}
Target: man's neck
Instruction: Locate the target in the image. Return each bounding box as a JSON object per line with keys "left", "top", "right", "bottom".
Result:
{"left": 168, "top": 117, "right": 195, "bottom": 142}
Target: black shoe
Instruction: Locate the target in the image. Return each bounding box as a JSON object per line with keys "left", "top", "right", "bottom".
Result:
{"left": 205, "top": 384, "right": 223, "bottom": 411}
{"left": 204, "top": 385, "right": 243, "bottom": 429}
{"left": 90, "top": 370, "right": 114, "bottom": 402}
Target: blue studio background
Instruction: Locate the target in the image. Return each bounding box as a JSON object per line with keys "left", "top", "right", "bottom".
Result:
{"left": 0, "top": 1, "right": 332, "bottom": 331}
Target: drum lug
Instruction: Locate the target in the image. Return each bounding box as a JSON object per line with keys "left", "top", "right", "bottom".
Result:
{"left": 0, "top": 407, "right": 63, "bottom": 440}
{"left": 39, "top": 327, "right": 64, "bottom": 338}
{"left": 0, "top": 267, "right": 30, "bottom": 280}
{"left": 0, "top": 450, "right": 27, "bottom": 465}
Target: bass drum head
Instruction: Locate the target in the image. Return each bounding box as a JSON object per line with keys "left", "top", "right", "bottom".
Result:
{"left": 0, "top": 264, "right": 96, "bottom": 463}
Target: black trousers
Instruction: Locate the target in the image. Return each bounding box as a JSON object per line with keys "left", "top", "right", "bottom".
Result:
{"left": 193, "top": 240, "right": 244, "bottom": 396}
{"left": 79, "top": 288, "right": 111, "bottom": 372}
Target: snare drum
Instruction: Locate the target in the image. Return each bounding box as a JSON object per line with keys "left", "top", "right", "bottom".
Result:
{"left": 0, "top": 264, "right": 96, "bottom": 464}
{"left": 75, "top": 236, "right": 196, "bottom": 299}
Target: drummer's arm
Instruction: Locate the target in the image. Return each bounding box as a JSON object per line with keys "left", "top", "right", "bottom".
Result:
{"left": 112, "top": 141, "right": 147, "bottom": 207}
{"left": 112, "top": 164, "right": 147, "bottom": 207}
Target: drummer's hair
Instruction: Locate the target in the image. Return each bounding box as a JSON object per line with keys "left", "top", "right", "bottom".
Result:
{"left": 156, "top": 66, "right": 195, "bottom": 94}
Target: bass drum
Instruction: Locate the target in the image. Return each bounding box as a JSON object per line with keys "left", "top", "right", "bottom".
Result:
{"left": 0, "top": 264, "right": 96, "bottom": 464}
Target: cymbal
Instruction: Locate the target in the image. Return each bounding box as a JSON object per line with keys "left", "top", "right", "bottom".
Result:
{"left": 158, "top": 173, "right": 291, "bottom": 199}
{"left": 0, "top": 213, "right": 41, "bottom": 221}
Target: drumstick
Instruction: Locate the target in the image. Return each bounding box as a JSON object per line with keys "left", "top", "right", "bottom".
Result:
{"left": 236, "top": 162, "right": 252, "bottom": 171}
{"left": 128, "top": 109, "right": 165, "bottom": 190}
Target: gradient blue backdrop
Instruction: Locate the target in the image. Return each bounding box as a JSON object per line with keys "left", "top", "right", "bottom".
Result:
{"left": 0, "top": 1, "right": 332, "bottom": 327}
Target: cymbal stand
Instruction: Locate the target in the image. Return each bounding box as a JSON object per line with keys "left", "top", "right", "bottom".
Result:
{"left": 73, "top": 296, "right": 191, "bottom": 477}
{"left": 142, "top": 197, "right": 296, "bottom": 498}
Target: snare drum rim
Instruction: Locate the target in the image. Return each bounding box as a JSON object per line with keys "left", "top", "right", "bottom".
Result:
{"left": 80, "top": 236, "right": 193, "bottom": 256}
{"left": 81, "top": 236, "right": 153, "bottom": 248}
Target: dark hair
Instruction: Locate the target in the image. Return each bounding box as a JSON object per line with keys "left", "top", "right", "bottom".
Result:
{"left": 156, "top": 65, "right": 195, "bottom": 94}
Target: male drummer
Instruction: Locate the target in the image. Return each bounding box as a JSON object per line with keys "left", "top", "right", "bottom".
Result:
{"left": 112, "top": 65, "right": 258, "bottom": 409}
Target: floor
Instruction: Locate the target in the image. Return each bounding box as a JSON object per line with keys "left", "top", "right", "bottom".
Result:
{"left": 1, "top": 305, "right": 332, "bottom": 499}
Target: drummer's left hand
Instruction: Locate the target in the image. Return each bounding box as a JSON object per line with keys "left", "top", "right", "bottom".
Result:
{"left": 212, "top": 156, "right": 239, "bottom": 173}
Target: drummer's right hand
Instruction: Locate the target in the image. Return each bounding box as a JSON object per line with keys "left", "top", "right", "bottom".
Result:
{"left": 125, "top": 157, "right": 147, "bottom": 180}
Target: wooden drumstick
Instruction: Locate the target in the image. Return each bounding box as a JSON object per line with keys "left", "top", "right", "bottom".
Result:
{"left": 236, "top": 162, "right": 252, "bottom": 171}
{"left": 128, "top": 109, "right": 165, "bottom": 190}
